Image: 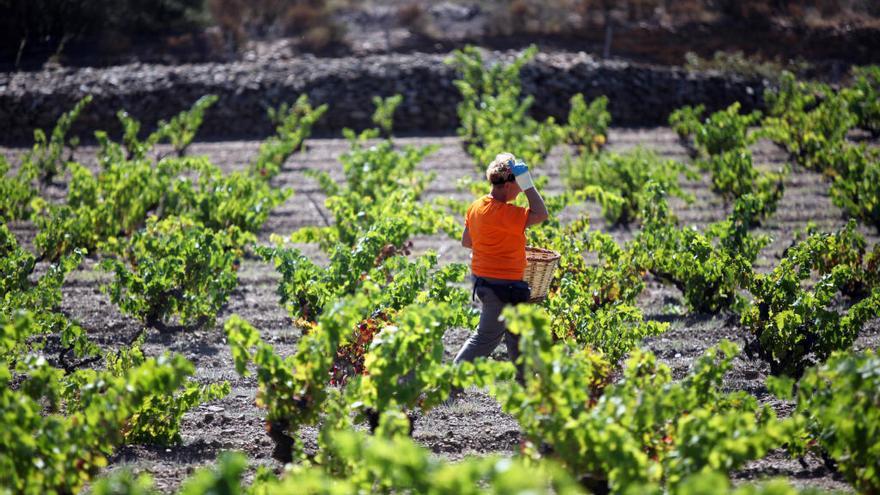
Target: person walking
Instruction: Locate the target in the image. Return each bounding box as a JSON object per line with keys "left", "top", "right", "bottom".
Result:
{"left": 452, "top": 152, "right": 550, "bottom": 386}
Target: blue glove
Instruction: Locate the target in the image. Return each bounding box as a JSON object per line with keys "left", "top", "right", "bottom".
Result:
{"left": 510, "top": 158, "right": 534, "bottom": 190}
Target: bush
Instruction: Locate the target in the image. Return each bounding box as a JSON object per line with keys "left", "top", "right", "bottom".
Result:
{"left": 104, "top": 339, "right": 229, "bottom": 445}
{"left": 742, "top": 222, "right": 880, "bottom": 376}
{"left": 0, "top": 225, "right": 96, "bottom": 368}
{"left": 447, "top": 45, "right": 563, "bottom": 170}
{"left": 634, "top": 186, "right": 770, "bottom": 313}
{"left": 779, "top": 350, "right": 880, "bottom": 494}
{"left": 100, "top": 216, "right": 244, "bottom": 330}
{"left": 24, "top": 96, "right": 92, "bottom": 185}
{"left": 687, "top": 102, "right": 762, "bottom": 157}
{"left": 496, "top": 305, "right": 791, "bottom": 493}
{"left": 165, "top": 158, "right": 291, "bottom": 234}
{"left": 0, "top": 157, "right": 41, "bottom": 222}
{"left": 763, "top": 72, "right": 858, "bottom": 174}
{"left": 669, "top": 104, "right": 705, "bottom": 147}
{"left": 262, "top": 221, "right": 470, "bottom": 325}
{"left": 35, "top": 158, "right": 184, "bottom": 261}
{"left": 251, "top": 95, "right": 328, "bottom": 180}
{"left": 844, "top": 65, "right": 880, "bottom": 137}
{"left": 0, "top": 314, "right": 219, "bottom": 494}
{"left": 564, "top": 147, "right": 693, "bottom": 226}
{"left": 828, "top": 144, "right": 880, "bottom": 231}
{"left": 527, "top": 215, "right": 664, "bottom": 362}
{"left": 697, "top": 148, "right": 786, "bottom": 217}
{"left": 565, "top": 94, "right": 611, "bottom": 155}
{"left": 295, "top": 111, "right": 454, "bottom": 250}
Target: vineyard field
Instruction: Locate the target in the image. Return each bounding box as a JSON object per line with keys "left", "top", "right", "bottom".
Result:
{"left": 3, "top": 127, "right": 877, "bottom": 492}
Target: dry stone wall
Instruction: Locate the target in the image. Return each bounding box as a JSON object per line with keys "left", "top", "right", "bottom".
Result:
{"left": 0, "top": 50, "right": 769, "bottom": 144}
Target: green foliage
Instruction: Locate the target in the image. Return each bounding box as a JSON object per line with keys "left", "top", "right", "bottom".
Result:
{"left": 101, "top": 216, "right": 244, "bottom": 329}
{"left": 787, "top": 350, "right": 880, "bottom": 494}
{"left": 226, "top": 286, "right": 475, "bottom": 459}
{"left": 564, "top": 94, "right": 610, "bottom": 155}
{"left": 295, "top": 116, "right": 455, "bottom": 250}
{"left": 25, "top": 95, "right": 92, "bottom": 184}
{"left": 263, "top": 222, "right": 472, "bottom": 325}
{"left": 447, "top": 44, "right": 563, "bottom": 169}
{"left": 0, "top": 330, "right": 210, "bottom": 494}
{"left": 116, "top": 110, "right": 164, "bottom": 161}
{"left": 495, "top": 305, "right": 790, "bottom": 492}
{"left": 293, "top": 416, "right": 584, "bottom": 495}
{"left": 89, "top": 469, "right": 157, "bottom": 495}
{"left": 34, "top": 157, "right": 187, "bottom": 261}
{"left": 0, "top": 226, "right": 96, "bottom": 366}
{"left": 251, "top": 95, "right": 328, "bottom": 180}
{"left": 763, "top": 72, "right": 858, "bottom": 174}
{"left": 344, "top": 302, "right": 469, "bottom": 416}
{"left": 672, "top": 102, "right": 762, "bottom": 157}
{"left": 104, "top": 340, "right": 230, "bottom": 445}
{"left": 633, "top": 185, "right": 769, "bottom": 313}
{"left": 225, "top": 296, "right": 378, "bottom": 459}
{"left": 0, "top": 156, "right": 42, "bottom": 221}
{"left": 563, "top": 147, "right": 693, "bottom": 225}
{"left": 697, "top": 148, "right": 786, "bottom": 216}
{"left": 529, "top": 216, "right": 646, "bottom": 308}
{"left": 157, "top": 95, "right": 219, "bottom": 156}
{"left": 526, "top": 215, "right": 664, "bottom": 362}
{"left": 115, "top": 95, "right": 217, "bottom": 161}
{"left": 164, "top": 157, "right": 291, "bottom": 233}
{"left": 828, "top": 143, "right": 880, "bottom": 231}
{"left": 371, "top": 94, "right": 403, "bottom": 137}
{"left": 668, "top": 103, "right": 783, "bottom": 216}
{"left": 742, "top": 221, "right": 880, "bottom": 376}
{"left": 669, "top": 104, "right": 705, "bottom": 144}
{"left": 790, "top": 220, "right": 880, "bottom": 300}
{"left": 333, "top": 123, "right": 436, "bottom": 199}
{"left": 844, "top": 65, "right": 880, "bottom": 137}
{"left": 37, "top": 150, "right": 287, "bottom": 261}
{"left": 92, "top": 423, "right": 584, "bottom": 495}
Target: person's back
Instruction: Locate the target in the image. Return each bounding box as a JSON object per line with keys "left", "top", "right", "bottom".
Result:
{"left": 466, "top": 195, "right": 528, "bottom": 281}
{"left": 452, "top": 152, "right": 550, "bottom": 393}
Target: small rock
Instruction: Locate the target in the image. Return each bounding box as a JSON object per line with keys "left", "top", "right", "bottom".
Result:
{"left": 206, "top": 405, "right": 225, "bottom": 413}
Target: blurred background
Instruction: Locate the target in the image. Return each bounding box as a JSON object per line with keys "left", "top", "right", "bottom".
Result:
{"left": 3, "top": 0, "right": 879, "bottom": 78}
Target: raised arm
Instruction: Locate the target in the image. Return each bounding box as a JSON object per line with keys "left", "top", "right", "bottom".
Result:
{"left": 523, "top": 187, "right": 549, "bottom": 227}
{"left": 511, "top": 159, "right": 549, "bottom": 228}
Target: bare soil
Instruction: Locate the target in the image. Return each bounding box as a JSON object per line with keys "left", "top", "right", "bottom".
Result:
{"left": 3, "top": 128, "right": 878, "bottom": 493}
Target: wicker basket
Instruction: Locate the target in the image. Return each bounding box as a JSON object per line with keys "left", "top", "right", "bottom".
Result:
{"left": 523, "top": 246, "right": 561, "bottom": 303}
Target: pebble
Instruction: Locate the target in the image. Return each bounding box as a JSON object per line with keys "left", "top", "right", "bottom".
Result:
{"left": 206, "top": 405, "right": 225, "bottom": 413}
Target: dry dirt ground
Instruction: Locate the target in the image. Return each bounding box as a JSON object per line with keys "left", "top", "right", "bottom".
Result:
{"left": 3, "top": 128, "right": 878, "bottom": 493}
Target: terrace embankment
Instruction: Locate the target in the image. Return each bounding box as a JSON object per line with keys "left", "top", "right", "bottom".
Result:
{"left": 0, "top": 50, "right": 768, "bottom": 144}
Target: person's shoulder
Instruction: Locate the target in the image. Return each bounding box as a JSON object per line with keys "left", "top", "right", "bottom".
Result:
{"left": 500, "top": 201, "right": 528, "bottom": 214}
{"left": 467, "top": 195, "right": 492, "bottom": 212}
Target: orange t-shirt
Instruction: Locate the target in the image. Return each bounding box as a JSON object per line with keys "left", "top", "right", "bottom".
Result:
{"left": 466, "top": 195, "right": 530, "bottom": 280}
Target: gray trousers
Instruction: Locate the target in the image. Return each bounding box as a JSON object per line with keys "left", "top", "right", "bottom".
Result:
{"left": 453, "top": 277, "right": 522, "bottom": 379}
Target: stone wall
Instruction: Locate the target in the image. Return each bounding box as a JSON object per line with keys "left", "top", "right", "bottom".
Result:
{"left": 0, "top": 50, "right": 769, "bottom": 144}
